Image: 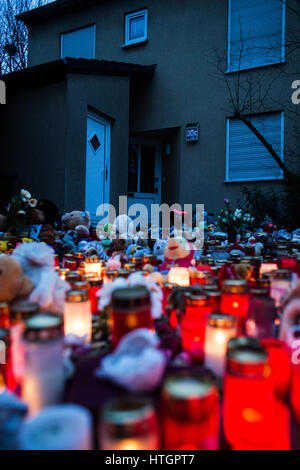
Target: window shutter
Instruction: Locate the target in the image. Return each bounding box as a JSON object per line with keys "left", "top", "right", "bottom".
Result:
{"left": 229, "top": 0, "right": 284, "bottom": 70}
{"left": 61, "top": 25, "right": 95, "bottom": 59}
{"left": 227, "top": 112, "right": 284, "bottom": 181}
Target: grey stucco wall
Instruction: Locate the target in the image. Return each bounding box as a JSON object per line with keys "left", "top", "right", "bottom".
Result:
{"left": 24, "top": 0, "right": 300, "bottom": 214}
{"left": 0, "top": 82, "right": 68, "bottom": 211}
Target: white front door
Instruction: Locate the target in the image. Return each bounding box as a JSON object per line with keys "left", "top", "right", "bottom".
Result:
{"left": 85, "top": 114, "right": 110, "bottom": 222}
{"left": 127, "top": 139, "right": 162, "bottom": 227}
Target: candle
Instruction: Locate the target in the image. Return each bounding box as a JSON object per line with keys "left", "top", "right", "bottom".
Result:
{"left": 261, "top": 338, "right": 291, "bottom": 400}
{"left": 85, "top": 256, "right": 102, "bottom": 278}
{"left": 64, "top": 290, "right": 92, "bottom": 342}
{"left": 246, "top": 288, "right": 276, "bottom": 339}
{"left": 181, "top": 294, "right": 212, "bottom": 361}
{"left": 259, "top": 263, "right": 278, "bottom": 278}
{"left": 111, "top": 286, "right": 152, "bottom": 347}
{"left": 270, "top": 269, "right": 293, "bottom": 308}
{"left": 58, "top": 268, "right": 70, "bottom": 281}
{"left": 65, "top": 271, "right": 82, "bottom": 288}
{"left": 87, "top": 277, "right": 103, "bottom": 316}
{"left": 22, "top": 314, "right": 65, "bottom": 415}
{"left": 220, "top": 280, "right": 249, "bottom": 329}
{"left": 162, "top": 372, "right": 220, "bottom": 450}
{"left": 0, "top": 328, "right": 16, "bottom": 392}
{"left": 100, "top": 398, "right": 159, "bottom": 450}
{"left": 204, "top": 313, "right": 237, "bottom": 377}
{"left": 168, "top": 267, "right": 190, "bottom": 287}
{"left": 20, "top": 404, "right": 93, "bottom": 450}
{"left": 223, "top": 337, "right": 275, "bottom": 448}
{"left": 0, "top": 303, "right": 10, "bottom": 329}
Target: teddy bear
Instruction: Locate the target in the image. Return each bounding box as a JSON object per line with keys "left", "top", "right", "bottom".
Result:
{"left": 61, "top": 211, "right": 91, "bottom": 251}
{"left": 153, "top": 239, "right": 168, "bottom": 263}
{"left": 159, "top": 238, "right": 195, "bottom": 272}
{"left": 111, "top": 214, "right": 135, "bottom": 239}
{"left": 12, "top": 242, "right": 69, "bottom": 314}
{"left": 0, "top": 256, "right": 34, "bottom": 303}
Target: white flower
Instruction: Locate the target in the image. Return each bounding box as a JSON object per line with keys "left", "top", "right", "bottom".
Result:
{"left": 21, "top": 189, "right": 31, "bottom": 200}
{"left": 29, "top": 198, "right": 37, "bottom": 208}
{"left": 17, "top": 210, "right": 25, "bottom": 215}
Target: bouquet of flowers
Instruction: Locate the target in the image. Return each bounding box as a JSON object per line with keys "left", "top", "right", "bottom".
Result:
{"left": 6, "top": 189, "right": 37, "bottom": 236}
{"left": 217, "top": 199, "right": 255, "bottom": 240}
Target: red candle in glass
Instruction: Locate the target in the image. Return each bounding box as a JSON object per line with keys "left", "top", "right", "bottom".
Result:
{"left": 111, "top": 286, "right": 152, "bottom": 347}
{"left": 162, "top": 372, "right": 220, "bottom": 450}
{"left": 0, "top": 328, "right": 16, "bottom": 392}
{"left": 181, "top": 294, "right": 212, "bottom": 362}
{"left": 220, "top": 280, "right": 249, "bottom": 329}
{"left": 261, "top": 338, "right": 291, "bottom": 400}
{"left": 223, "top": 337, "right": 275, "bottom": 448}
{"left": 88, "top": 277, "right": 103, "bottom": 316}
{"left": 63, "top": 254, "right": 76, "bottom": 270}
{"left": 0, "top": 303, "right": 10, "bottom": 329}
{"left": 53, "top": 254, "right": 60, "bottom": 267}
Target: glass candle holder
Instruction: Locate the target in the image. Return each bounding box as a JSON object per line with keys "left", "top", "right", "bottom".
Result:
{"left": 259, "top": 263, "right": 278, "bottom": 278}
{"left": 270, "top": 269, "right": 293, "bottom": 308}
{"left": 0, "top": 328, "right": 16, "bottom": 392}
{"left": 261, "top": 338, "right": 291, "bottom": 400}
{"left": 111, "top": 286, "right": 152, "bottom": 347}
{"left": 65, "top": 271, "right": 83, "bottom": 289}
{"left": 168, "top": 267, "right": 190, "bottom": 287}
{"left": 64, "top": 290, "right": 92, "bottom": 342}
{"left": 246, "top": 288, "right": 276, "bottom": 339}
{"left": 22, "top": 314, "right": 65, "bottom": 415}
{"left": 63, "top": 254, "right": 77, "bottom": 271}
{"left": 87, "top": 277, "right": 103, "bottom": 316}
{"left": 162, "top": 372, "right": 220, "bottom": 450}
{"left": 73, "top": 252, "right": 85, "bottom": 268}
{"left": 100, "top": 398, "right": 159, "bottom": 450}
{"left": 223, "top": 338, "right": 275, "bottom": 449}
{"left": 204, "top": 313, "right": 237, "bottom": 377}
{"left": 53, "top": 254, "right": 60, "bottom": 267}
{"left": 181, "top": 294, "right": 212, "bottom": 362}
{"left": 58, "top": 268, "right": 70, "bottom": 281}
{"left": 85, "top": 256, "right": 102, "bottom": 278}
{"left": 220, "top": 280, "right": 249, "bottom": 329}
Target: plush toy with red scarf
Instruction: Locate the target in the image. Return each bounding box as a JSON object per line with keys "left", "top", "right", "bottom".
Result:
{"left": 159, "top": 238, "right": 195, "bottom": 271}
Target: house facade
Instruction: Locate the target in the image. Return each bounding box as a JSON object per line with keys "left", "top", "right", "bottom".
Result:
{"left": 1, "top": 0, "right": 299, "bottom": 222}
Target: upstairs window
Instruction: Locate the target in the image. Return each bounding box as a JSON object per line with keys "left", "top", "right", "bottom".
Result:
{"left": 227, "top": 0, "right": 285, "bottom": 71}
{"left": 226, "top": 112, "right": 284, "bottom": 182}
{"left": 61, "top": 25, "right": 96, "bottom": 59}
{"left": 124, "top": 9, "right": 148, "bottom": 47}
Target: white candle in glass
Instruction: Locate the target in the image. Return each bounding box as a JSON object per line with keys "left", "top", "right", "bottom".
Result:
{"left": 204, "top": 313, "right": 237, "bottom": 377}
{"left": 85, "top": 256, "right": 102, "bottom": 277}
{"left": 259, "top": 263, "right": 278, "bottom": 277}
{"left": 22, "top": 314, "right": 65, "bottom": 415}
{"left": 168, "top": 267, "right": 190, "bottom": 287}
{"left": 64, "top": 290, "right": 92, "bottom": 342}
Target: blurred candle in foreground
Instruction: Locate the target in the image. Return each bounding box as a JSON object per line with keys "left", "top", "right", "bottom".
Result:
{"left": 64, "top": 290, "right": 92, "bottom": 342}
{"left": 168, "top": 267, "right": 190, "bottom": 287}
{"left": 261, "top": 337, "right": 291, "bottom": 400}
{"left": 270, "top": 269, "right": 292, "bottom": 308}
{"left": 22, "top": 314, "right": 65, "bottom": 415}
{"left": 223, "top": 337, "right": 275, "bottom": 449}
{"left": 287, "top": 325, "right": 300, "bottom": 423}
{"left": 181, "top": 294, "right": 211, "bottom": 361}
{"left": 100, "top": 398, "right": 159, "bottom": 450}
{"left": 204, "top": 313, "right": 237, "bottom": 377}
{"left": 162, "top": 372, "right": 220, "bottom": 450}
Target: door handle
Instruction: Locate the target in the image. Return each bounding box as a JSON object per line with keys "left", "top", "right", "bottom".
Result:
{"left": 105, "top": 168, "right": 108, "bottom": 180}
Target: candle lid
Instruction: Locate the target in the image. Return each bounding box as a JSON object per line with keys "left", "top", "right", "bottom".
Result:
{"left": 202, "top": 284, "right": 219, "bottom": 293}
{"left": 208, "top": 313, "right": 236, "bottom": 328}
{"left": 221, "top": 280, "right": 248, "bottom": 294}
{"left": 24, "top": 313, "right": 63, "bottom": 342}
{"left": 66, "top": 290, "right": 89, "bottom": 302}
{"left": 73, "top": 281, "right": 89, "bottom": 291}
{"left": 58, "top": 268, "right": 70, "bottom": 276}
{"left": 64, "top": 254, "right": 75, "bottom": 261}
{"left": 66, "top": 271, "right": 82, "bottom": 282}
{"left": 85, "top": 256, "right": 101, "bottom": 263}
{"left": 162, "top": 372, "right": 219, "bottom": 421}
{"left": 226, "top": 337, "right": 269, "bottom": 377}
{"left": 185, "top": 294, "right": 209, "bottom": 308}
{"left": 73, "top": 252, "right": 85, "bottom": 260}
{"left": 112, "top": 286, "right": 150, "bottom": 309}
{"left": 10, "top": 301, "right": 40, "bottom": 321}
{"left": 102, "top": 398, "right": 157, "bottom": 438}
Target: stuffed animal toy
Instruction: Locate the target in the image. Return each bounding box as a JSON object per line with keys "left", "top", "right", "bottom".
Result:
{"left": 78, "top": 240, "right": 109, "bottom": 261}
{"left": 0, "top": 256, "right": 34, "bottom": 303}
{"left": 159, "top": 238, "right": 195, "bottom": 271}
{"left": 61, "top": 211, "right": 91, "bottom": 250}
{"left": 13, "top": 242, "right": 69, "bottom": 314}
{"left": 111, "top": 214, "right": 134, "bottom": 239}
{"left": 153, "top": 239, "right": 168, "bottom": 263}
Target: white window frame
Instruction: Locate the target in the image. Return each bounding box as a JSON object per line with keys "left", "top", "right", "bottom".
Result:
{"left": 60, "top": 24, "right": 96, "bottom": 59}
{"left": 225, "top": 112, "right": 285, "bottom": 183}
{"left": 123, "top": 9, "right": 148, "bottom": 47}
{"left": 227, "top": 0, "right": 286, "bottom": 73}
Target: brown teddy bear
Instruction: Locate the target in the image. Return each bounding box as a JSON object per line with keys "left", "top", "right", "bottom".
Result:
{"left": 61, "top": 211, "right": 90, "bottom": 237}
{"left": 0, "top": 256, "right": 34, "bottom": 303}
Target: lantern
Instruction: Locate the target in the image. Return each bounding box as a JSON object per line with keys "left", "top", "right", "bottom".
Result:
{"left": 223, "top": 337, "right": 275, "bottom": 449}
{"left": 111, "top": 286, "right": 152, "bottom": 347}
{"left": 100, "top": 398, "right": 159, "bottom": 450}
{"left": 162, "top": 372, "right": 220, "bottom": 450}
{"left": 181, "top": 294, "right": 212, "bottom": 362}
{"left": 64, "top": 290, "right": 92, "bottom": 342}
{"left": 85, "top": 256, "right": 102, "bottom": 278}
{"left": 220, "top": 280, "right": 249, "bottom": 329}
{"left": 22, "top": 314, "right": 65, "bottom": 415}
{"left": 204, "top": 313, "right": 237, "bottom": 377}
{"left": 168, "top": 267, "right": 190, "bottom": 287}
